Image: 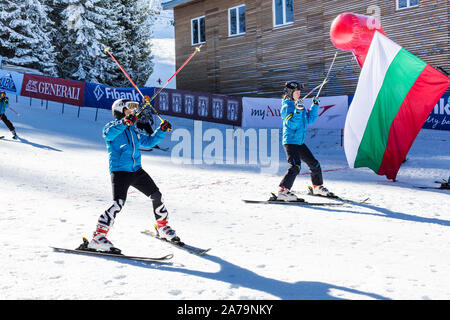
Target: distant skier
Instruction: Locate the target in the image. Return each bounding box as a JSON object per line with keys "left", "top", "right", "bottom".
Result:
{"left": 87, "top": 98, "right": 178, "bottom": 253}
{"left": 277, "top": 81, "right": 333, "bottom": 201}
{"left": 0, "top": 91, "right": 18, "bottom": 139}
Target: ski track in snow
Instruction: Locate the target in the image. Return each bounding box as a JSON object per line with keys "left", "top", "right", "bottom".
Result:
{"left": 1, "top": 94, "right": 449, "bottom": 300}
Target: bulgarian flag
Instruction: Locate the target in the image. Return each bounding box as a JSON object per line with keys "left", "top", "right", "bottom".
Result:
{"left": 344, "top": 31, "right": 450, "bottom": 180}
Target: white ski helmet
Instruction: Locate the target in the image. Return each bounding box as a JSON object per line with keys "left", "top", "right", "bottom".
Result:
{"left": 111, "top": 99, "right": 131, "bottom": 119}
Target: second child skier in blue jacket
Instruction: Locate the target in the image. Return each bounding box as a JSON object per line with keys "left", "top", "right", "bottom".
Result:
{"left": 277, "top": 81, "right": 333, "bottom": 201}
{"left": 88, "top": 98, "right": 177, "bottom": 253}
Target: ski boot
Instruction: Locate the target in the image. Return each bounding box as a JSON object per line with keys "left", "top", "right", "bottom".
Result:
{"left": 277, "top": 186, "right": 299, "bottom": 201}
{"left": 155, "top": 220, "right": 180, "bottom": 243}
{"left": 87, "top": 225, "right": 121, "bottom": 253}
{"left": 11, "top": 130, "right": 18, "bottom": 140}
{"left": 312, "top": 185, "right": 334, "bottom": 197}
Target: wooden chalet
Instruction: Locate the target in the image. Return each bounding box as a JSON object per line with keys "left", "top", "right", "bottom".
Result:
{"left": 163, "top": 0, "right": 449, "bottom": 97}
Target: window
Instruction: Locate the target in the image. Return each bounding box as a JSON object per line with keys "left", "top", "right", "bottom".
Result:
{"left": 397, "top": 0, "right": 418, "bottom": 10}
{"left": 229, "top": 5, "right": 246, "bottom": 36}
{"left": 191, "top": 16, "right": 205, "bottom": 45}
{"left": 273, "top": 0, "right": 294, "bottom": 27}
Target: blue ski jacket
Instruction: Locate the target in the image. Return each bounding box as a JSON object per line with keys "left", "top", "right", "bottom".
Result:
{"left": 0, "top": 97, "right": 9, "bottom": 115}
{"left": 281, "top": 99, "right": 319, "bottom": 145}
{"left": 103, "top": 120, "right": 166, "bottom": 172}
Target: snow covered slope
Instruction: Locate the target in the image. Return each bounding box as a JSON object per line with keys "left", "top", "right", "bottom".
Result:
{"left": 0, "top": 96, "right": 449, "bottom": 300}
{"left": 145, "top": 8, "right": 176, "bottom": 89}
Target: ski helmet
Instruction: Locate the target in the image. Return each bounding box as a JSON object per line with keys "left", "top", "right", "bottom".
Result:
{"left": 111, "top": 99, "right": 131, "bottom": 119}
{"left": 283, "top": 81, "right": 304, "bottom": 99}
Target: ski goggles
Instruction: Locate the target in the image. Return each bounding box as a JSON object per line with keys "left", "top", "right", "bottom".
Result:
{"left": 125, "top": 101, "right": 139, "bottom": 110}
{"left": 0, "top": 92, "right": 5, "bottom": 98}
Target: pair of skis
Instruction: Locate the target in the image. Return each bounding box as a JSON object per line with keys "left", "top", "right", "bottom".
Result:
{"left": 242, "top": 186, "right": 369, "bottom": 206}
{"left": 52, "top": 229, "right": 210, "bottom": 263}
{"left": 0, "top": 135, "right": 19, "bottom": 140}
{"left": 413, "top": 179, "right": 450, "bottom": 190}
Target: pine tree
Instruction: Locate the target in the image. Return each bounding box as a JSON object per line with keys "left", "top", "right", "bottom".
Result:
{"left": 127, "top": 0, "right": 154, "bottom": 87}
{"left": 26, "top": 0, "right": 59, "bottom": 76}
{"left": 101, "top": 0, "right": 131, "bottom": 86}
{"left": 45, "top": 0, "right": 67, "bottom": 77}
{"left": 0, "top": 0, "right": 58, "bottom": 76}
{"left": 59, "top": 0, "right": 116, "bottom": 83}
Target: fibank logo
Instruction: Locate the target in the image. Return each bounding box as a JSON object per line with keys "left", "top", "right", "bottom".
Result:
{"left": 0, "top": 73, "right": 17, "bottom": 93}
{"left": 93, "top": 85, "right": 104, "bottom": 101}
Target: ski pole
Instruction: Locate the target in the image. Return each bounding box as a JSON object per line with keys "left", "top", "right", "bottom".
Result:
{"left": 102, "top": 46, "right": 159, "bottom": 117}
{"left": 144, "top": 44, "right": 203, "bottom": 108}
{"left": 8, "top": 106, "right": 20, "bottom": 116}
{"left": 301, "top": 81, "right": 328, "bottom": 100}
{"left": 314, "top": 52, "right": 338, "bottom": 100}
{"left": 104, "top": 44, "right": 203, "bottom": 121}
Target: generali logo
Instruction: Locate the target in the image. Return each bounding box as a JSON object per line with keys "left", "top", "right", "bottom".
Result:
{"left": 25, "top": 80, "right": 38, "bottom": 93}
{"left": 25, "top": 79, "right": 81, "bottom": 100}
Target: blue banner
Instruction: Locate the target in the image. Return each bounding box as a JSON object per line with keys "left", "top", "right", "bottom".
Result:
{"left": 83, "top": 82, "right": 154, "bottom": 110}
{"left": 423, "top": 94, "right": 450, "bottom": 131}
{"left": 0, "top": 69, "right": 24, "bottom": 95}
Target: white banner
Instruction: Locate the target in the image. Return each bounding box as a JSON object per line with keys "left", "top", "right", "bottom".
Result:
{"left": 242, "top": 95, "right": 349, "bottom": 129}
{"left": 0, "top": 69, "right": 24, "bottom": 95}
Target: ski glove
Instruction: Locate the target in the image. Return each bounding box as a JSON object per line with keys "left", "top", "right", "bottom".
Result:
{"left": 141, "top": 95, "right": 156, "bottom": 114}
{"left": 160, "top": 120, "right": 172, "bottom": 132}
{"left": 123, "top": 114, "right": 138, "bottom": 126}
{"left": 312, "top": 98, "right": 320, "bottom": 106}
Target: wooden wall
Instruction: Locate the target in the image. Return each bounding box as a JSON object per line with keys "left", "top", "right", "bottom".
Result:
{"left": 172, "top": 0, "right": 449, "bottom": 98}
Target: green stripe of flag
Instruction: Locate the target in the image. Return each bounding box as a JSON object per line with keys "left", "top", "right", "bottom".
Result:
{"left": 354, "top": 48, "right": 427, "bottom": 171}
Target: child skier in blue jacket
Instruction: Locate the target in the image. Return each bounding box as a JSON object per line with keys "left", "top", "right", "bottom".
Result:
{"left": 88, "top": 98, "right": 177, "bottom": 253}
{"left": 0, "top": 91, "right": 18, "bottom": 139}
{"left": 277, "top": 81, "right": 333, "bottom": 201}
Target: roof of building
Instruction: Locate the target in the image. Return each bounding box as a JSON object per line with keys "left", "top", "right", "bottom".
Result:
{"left": 162, "top": 0, "right": 197, "bottom": 10}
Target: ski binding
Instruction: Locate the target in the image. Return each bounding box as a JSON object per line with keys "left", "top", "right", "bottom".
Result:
{"left": 242, "top": 193, "right": 344, "bottom": 206}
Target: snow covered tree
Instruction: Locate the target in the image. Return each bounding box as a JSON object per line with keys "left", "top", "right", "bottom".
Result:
{"left": 0, "top": 0, "right": 58, "bottom": 76}
{"left": 58, "top": 0, "right": 117, "bottom": 83}
{"left": 126, "top": 0, "right": 154, "bottom": 87}
{"left": 26, "top": 0, "right": 59, "bottom": 76}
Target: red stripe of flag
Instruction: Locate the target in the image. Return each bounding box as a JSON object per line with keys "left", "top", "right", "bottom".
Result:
{"left": 377, "top": 65, "right": 449, "bottom": 180}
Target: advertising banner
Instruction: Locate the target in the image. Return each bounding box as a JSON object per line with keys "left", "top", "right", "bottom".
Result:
{"left": 242, "top": 96, "right": 349, "bottom": 129}
{"left": 20, "top": 73, "right": 85, "bottom": 106}
{"left": 423, "top": 94, "right": 450, "bottom": 131}
{"left": 0, "top": 69, "right": 24, "bottom": 95}
{"left": 83, "top": 82, "right": 154, "bottom": 110}
{"left": 153, "top": 88, "right": 242, "bottom": 126}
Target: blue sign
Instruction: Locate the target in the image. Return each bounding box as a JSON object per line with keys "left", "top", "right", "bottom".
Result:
{"left": 423, "top": 94, "right": 450, "bottom": 131}
{"left": 0, "top": 69, "right": 24, "bottom": 95}
{"left": 83, "top": 82, "right": 154, "bottom": 110}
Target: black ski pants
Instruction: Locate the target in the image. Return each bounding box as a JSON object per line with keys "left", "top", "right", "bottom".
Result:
{"left": 279, "top": 144, "right": 323, "bottom": 190}
{"left": 111, "top": 168, "right": 159, "bottom": 202}
{"left": 0, "top": 113, "right": 15, "bottom": 132}
{"left": 97, "top": 168, "right": 166, "bottom": 228}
